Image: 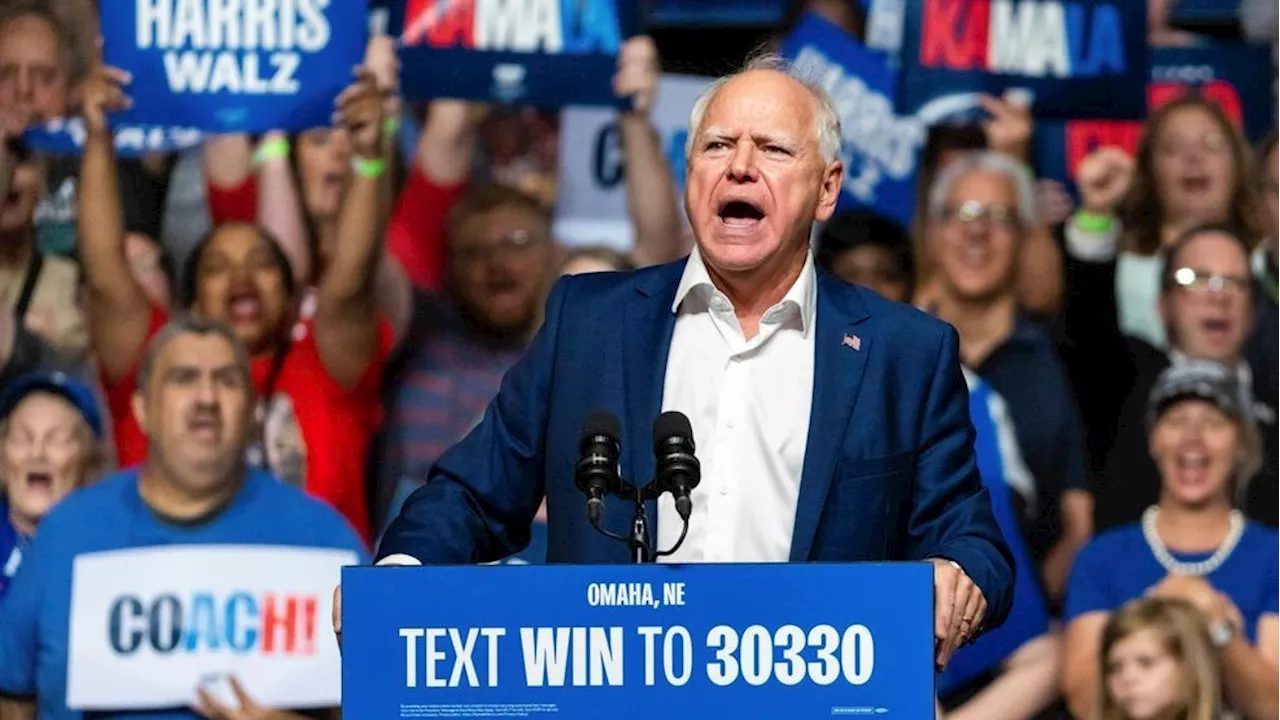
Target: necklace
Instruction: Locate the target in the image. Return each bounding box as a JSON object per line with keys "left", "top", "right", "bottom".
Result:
{"left": 1142, "top": 506, "right": 1244, "bottom": 576}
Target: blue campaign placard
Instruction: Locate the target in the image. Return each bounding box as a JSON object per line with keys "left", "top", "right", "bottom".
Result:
{"left": 100, "top": 0, "right": 369, "bottom": 133}
{"left": 896, "top": 0, "right": 1149, "bottom": 120}
{"left": 390, "top": 0, "right": 642, "bottom": 109}
{"left": 781, "top": 13, "right": 922, "bottom": 228}
{"left": 23, "top": 117, "right": 205, "bottom": 157}
{"left": 342, "top": 562, "right": 934, "bottom": 719}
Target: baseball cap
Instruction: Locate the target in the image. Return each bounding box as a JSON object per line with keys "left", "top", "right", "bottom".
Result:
{"left": 0, "top": 370, "right": 104, "bottom": 438}
{"left": 1146, "top": 360, "right": 1245, "bottom": 430}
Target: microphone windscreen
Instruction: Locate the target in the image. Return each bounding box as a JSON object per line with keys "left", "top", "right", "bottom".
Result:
{"left": 652, "top": 411, "right": 694, "bottom": 454}
{"left": 582, "top": 410, "right": 622, "bottom": 441}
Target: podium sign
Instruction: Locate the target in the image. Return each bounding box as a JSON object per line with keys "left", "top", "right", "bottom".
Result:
{"left": 342, "top": 563, "right": 934, "bottom": 718}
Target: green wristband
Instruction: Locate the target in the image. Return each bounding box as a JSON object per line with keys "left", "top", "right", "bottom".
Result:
{"left": 352, "top": 156, "right": 386, "bottom": 179}
{"left": 253, "top": 137, "right": 290, "bottom": 167}
{"left": 1074, "top": 210, "right": 1116, "bottom": 234}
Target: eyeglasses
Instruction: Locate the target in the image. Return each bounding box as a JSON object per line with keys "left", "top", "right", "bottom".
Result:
{"left": 938, "top": 200, "right": 1020, "bottom": 229}
{"left": 1169, "top": 267, "right": 1251, "bottom": 296}
{"left": 452, "top": 229, "right": 542, "bottom": 265}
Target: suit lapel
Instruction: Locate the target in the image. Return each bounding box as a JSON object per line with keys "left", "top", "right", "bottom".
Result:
{"left": 790, "top": 274, "right": 872, "bottom": 561}
{"left": 623, "top": 263, "right": 685, "bottom": 533}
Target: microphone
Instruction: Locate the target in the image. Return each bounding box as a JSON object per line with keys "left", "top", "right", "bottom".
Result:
{"left": 575, "top": 410, "right": 621, "bottom": 524}
{"left": 652, "top": 411, "right": 701, "bottom": 521}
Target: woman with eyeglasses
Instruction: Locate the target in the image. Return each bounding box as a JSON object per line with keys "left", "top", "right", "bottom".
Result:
{"left": 1063, "top": 360, "right": 1278, "bottom": 719}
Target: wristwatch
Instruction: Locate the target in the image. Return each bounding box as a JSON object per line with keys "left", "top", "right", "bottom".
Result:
{"left": 1209, "top": 618, "right": 1236, "bottom": 648}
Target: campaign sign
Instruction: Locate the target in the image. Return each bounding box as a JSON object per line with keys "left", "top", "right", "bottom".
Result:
{"left": 100, "top": 0, "right": 369, "bottom": 133}
{"left": 342, "top": 562, "right": 934, "bottom": 719}
{"left": 1034, "top": 43, "right": 1275, "bottom": 188}
{"left": 23, "top": 117, "right": 205, "bottom": 157}
{"left": 897, "top": 0, "right": 1149, "bottom": 120}
{"left": 555, "top": 73, "right": 710, "bottom": 250}
{"left": 782, "top": 13, "right": 922, "bottom": 227}
{"left": 66, "top": 545, "right": 358, "bottom": 711}
{"left": 390, "top": 0, "right": 642, "bottom": 108}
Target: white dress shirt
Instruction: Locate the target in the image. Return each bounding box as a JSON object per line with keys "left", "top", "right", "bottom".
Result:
{"left": 655, "top": 247, "right": 817, "bottom": 563}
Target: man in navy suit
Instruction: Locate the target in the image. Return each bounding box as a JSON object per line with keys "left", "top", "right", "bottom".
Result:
{"left": 349, "top": 55, "right": 1014, "bottom": 668}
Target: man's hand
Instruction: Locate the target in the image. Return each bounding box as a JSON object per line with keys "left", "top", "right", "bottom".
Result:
{"left": 332, "top": 583, "right": 342, "bottom": 647}
{"left": 193, "top": 676, "right": 290, "bottom": 720}
{"left": 1077, "top": 147, "right": 1134, "bottom": 216}
{"left": 614, "top": 36, "right": 660, "bottom": 118}
{"left": 334, "top": 66, "right": 385, "bottom": 159}
{"left": 80, "top": 40, "right": 132, "bottom": 137}
{"left": 930, "top": 558, "right": 987, "bottom": 669}
{"left": 979, "top": 93, "right": 1032, "bottom": 162}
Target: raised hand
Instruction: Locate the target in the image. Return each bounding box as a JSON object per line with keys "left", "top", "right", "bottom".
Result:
{"left": 79, "top": 40, "right": 132, "bottom": 137}
{"left": 333, "top": 66, "right": 385, "bottom": 159}
{"left": 979, "top": 93, "right": 1032, "bottom": 161}
{"left": 614, "top": 35, "right": 660, "bottom": 118}
{"left": 1077, "top": 147, "right": 1135, "bottom": 216}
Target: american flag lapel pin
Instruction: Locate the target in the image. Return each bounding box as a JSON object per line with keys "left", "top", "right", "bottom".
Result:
{"left": 842, "top": 334, "right": 861, "bottom": 351}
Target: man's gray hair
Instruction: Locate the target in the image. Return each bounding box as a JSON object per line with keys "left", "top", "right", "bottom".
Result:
{"left": 136, "top": 313, "right": 252, "bottom": 392}
{"left": 926, "top": 150, "right": 1037, "bottom": 227}
{"left": 685, "top": 53, "right": 843, "bottom": 165}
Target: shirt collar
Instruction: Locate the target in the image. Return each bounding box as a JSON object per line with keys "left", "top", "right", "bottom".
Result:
{"left": 671, "top": 246, "right": 818, "bottom": 333}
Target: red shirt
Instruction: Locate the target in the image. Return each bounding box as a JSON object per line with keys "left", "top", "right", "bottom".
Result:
{"left": 104, "top": 307, "right": 392, "bottom": 541}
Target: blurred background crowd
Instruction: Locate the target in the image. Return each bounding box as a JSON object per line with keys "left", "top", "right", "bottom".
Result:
{"left": 0, "top": 0, "right": 1276, "bottom": 718}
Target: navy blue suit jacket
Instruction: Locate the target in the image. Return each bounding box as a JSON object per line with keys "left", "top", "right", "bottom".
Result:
{"left": 379, "top": 259, "right": 1015, "bottom": 628}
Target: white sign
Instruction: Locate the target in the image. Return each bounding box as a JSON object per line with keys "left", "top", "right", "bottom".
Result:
{"left": 66, "top": 545, "right": 357, "bottom": 711}
{"left": 554, "top": 73, "right": 713, "bottom": 250}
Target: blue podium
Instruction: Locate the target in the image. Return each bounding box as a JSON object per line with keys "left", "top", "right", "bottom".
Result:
{"left": 342, "top": 563, "right": 934, "bottom": 719}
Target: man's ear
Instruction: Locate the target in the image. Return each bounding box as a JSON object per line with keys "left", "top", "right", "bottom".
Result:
{"left": 814, "top": 160, "right": 844, "bottom": 222}
{"left": 131, "top": 392, "right": 149, "bottom": 435}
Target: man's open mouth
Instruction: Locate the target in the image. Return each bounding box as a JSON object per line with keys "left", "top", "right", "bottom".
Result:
{"left": 718, "top": 200, "right": 765, "bottom": 227}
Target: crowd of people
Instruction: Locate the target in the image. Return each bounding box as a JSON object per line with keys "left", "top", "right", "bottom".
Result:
{"left": 0, "top": 0, "right": 1275, "bottom": 718}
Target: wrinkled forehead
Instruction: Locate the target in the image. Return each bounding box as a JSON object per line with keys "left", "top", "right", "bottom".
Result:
{"left": 0, "top": 13, "right": 62, "bottom": 66}
{"left": 452, "top": 203, "right": 551, "bottom": 246}
{"left": 699, "top": 71, "right": 818, "bottom": 143}
{"left": 153, "top": 332, "right": 242, "bottom": 375}
{"left": 1172, "top": 232, "right": 1249, "bottom": 275}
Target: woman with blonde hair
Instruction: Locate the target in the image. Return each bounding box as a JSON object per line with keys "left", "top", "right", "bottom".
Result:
{"left": 1099, "top": 597, "right": 1222, "bottom": 720}
{"left": 0, "top": 371, "right": 106, "bottom": 597}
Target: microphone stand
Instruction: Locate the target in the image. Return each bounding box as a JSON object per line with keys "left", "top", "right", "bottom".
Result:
{"left": 587, "top": 476, "right": 689, "bottom": 564}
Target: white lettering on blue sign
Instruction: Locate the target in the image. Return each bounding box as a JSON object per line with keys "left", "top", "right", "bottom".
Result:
{"left": 399, "top": 627, "right": 506, "bottom": 688}
{"left": 136, "top": 0, "right": 328, "bottom": 96}
{"left": 396, "top": 622, "right": 876, "bottom": 690}
{"left": 791, "top": 46, "right": 923, "bottom": 205}
{"left": 519, "top": 627, "right": 625, "bottom": 687}
{"left": 988, "top": 1, "right": 1070, "bottom": 77}
{"left": 475, "top": 0, "right": 565, "bottom": 53}
{"left": 586, "top": 582, "right": 658, "bottom": 608}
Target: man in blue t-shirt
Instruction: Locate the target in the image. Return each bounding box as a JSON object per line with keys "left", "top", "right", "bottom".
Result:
{"left": 0, "top": 314, "right": 367, "bottom": 720}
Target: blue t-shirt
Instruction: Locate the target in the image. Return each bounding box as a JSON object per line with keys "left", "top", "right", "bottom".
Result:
{"left": 0, "top": 500, "right": 31, "bottom": 599}
{"left": 1065, "top": 521, "right": 1280, "bottom": 642}
{"left": 0, "top": 469, "right": 368, "bottom": 720}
